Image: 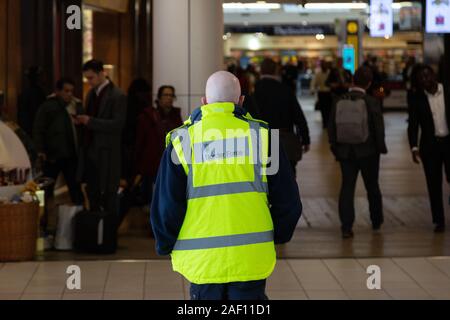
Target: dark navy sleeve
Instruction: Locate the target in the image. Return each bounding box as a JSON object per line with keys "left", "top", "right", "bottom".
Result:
{"left": 150, "top": 144, "right": 187, "bottom": 256}
{"left": 267, "top": 143, "right": 303, "bottom": 244}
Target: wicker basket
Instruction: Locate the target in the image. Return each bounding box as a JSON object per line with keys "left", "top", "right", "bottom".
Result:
{"left": 0, "top": 201, "right": 40, "bottom": 262}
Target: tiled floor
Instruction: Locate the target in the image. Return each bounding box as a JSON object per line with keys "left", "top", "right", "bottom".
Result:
{"left": 1, "top": 258, "right": 450, "bottom": 300}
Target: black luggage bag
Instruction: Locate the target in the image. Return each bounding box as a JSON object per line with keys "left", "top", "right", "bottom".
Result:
{"left": 73, "top": 209, "right": 117, "bottom": 254}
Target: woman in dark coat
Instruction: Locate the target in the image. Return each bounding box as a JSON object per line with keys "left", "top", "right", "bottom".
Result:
{"left": 134, "top": 85, "right": 182, "bottom": 206}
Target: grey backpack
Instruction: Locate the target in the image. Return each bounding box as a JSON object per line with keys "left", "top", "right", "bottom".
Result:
{"left": 335, "top": 97, "right": 369, "bottom": 144}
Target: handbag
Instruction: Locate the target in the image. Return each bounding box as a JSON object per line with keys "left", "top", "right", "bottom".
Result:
{"left": 54, "top": 205, "right": 83, "bottom": 251}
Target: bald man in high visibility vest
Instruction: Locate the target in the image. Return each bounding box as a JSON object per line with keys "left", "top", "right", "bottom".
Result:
{"left": 151, "top": 71, "right": 302, "bottom": 300}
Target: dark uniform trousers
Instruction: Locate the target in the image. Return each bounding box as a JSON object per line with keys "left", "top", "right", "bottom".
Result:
{"left": 190, "top": 280, "right": 268, "bottom": 300}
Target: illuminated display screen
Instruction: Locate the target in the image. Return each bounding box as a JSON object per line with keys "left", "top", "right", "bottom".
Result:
{"left": 426, "top": 0, "right": 450, "bottom": 33}
{"left": 370, "top": 0, "right": 394, "bottom": 38}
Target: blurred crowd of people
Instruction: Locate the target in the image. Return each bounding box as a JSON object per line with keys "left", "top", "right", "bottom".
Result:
{"left": 1, "top": 60, "right": 183, "bottom": 240}
{"left": 1, "top": 53, "right": 448, "bottom": 244}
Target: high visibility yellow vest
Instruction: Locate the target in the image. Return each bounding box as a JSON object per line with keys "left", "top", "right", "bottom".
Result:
{"left": 167, "top": 102, "right": 276, "bottom": 284}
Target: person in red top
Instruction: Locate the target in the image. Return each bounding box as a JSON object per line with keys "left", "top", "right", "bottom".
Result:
{"left": 134, "top": 85, "right": 182, "bottom": 207}
{"left": 156, "top": 85, "right": 183, "bottom": 137}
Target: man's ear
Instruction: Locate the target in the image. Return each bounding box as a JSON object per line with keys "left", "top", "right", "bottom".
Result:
{"left": 238, "top": 96, "right": 245, "bottom": 107}
{"left": 201, "top": 97, "right": 208, "bottom": 105}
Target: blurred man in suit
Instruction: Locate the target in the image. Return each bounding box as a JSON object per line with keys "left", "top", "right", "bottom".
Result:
{"left": 408, "top": 65, "right": 450, "bottom": 233}
{"left": 244, "top": 58, "right": 310, "bottom": 175}
{"left": 75, "top": 59, "right": 127, "bottom": 217}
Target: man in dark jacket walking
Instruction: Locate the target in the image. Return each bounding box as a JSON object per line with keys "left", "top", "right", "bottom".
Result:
{"left": 75, "top": 60, "right": 127, "bottom": 217}
{"left": 328, "top": 67, "right": 388, "bottom": 239}
{"left": 33, "top": 78, "right": 83, "bottom": 205}
{"left": 244, "top": 58, "right": 311, "bottom": 175}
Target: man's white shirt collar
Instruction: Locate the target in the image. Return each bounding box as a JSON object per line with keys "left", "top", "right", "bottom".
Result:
{"left": 96, "top": 79, "right": 110, "bottom": 96}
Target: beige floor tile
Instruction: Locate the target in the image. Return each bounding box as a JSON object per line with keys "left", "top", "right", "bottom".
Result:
{"left": 357, "top": 258, "right": 417, "bottom": 283}
{"left": 62, "top": 262, "right": 110, "bottom": 294}
{"left": 288, "top": 260, "right": 342, "bottom": 290}
{"left": 346, "top": 289, "right": 391, "bottom": 300}
{"left": 426, "top": 289, "right": 450, "bottom": 300}
{"left": 145, "top": 262, "right": 183, "bottom": 293}
{"left": 381, "top": 282, "right": 423, "bottom": 290}
{"left": 0, "top": 263, "right": 39, "bottom": 293}
{"left": 33, "top": 262, "right": 76, "bottom": 280}
{"left": 393, "top": 258, "right": 450, "bottom": 286}
{"left": 266, "top": 260, "right": 302, "bottom": 291}
{"left": 147, "top": 260, "right": 173, "bottom": 270}
{"left": 62, "top": 293, "right": 103, "bottom": 300}
{"left": 324, "top": 259, "right": 363, "bottom": 271}
{"left": 385, "top": 288, "right": 432, "bottom": 300}
{"left": 21, "top": 294, "right": 62, "bottom": 300}
{"left": 104, "top": 262, "right": 145, "bottom": 293}
{"left": 145, "top": 292, "right": 185, "bottom": 300}
{"left": 23, "top": 284, "right": 65, "bottom": 295}
{"left": 267, "top": 291, "right": 308, "bottom": 300}
{"left": 299, "top": 281, "right": 342, "bottom": 291}
{"left": 427, "top": 258, "right": 450, "bottom": 278}
{"left": 0, "top": 293, "right": 21, "bottom": 300}
{"left": 183, "top": 278, "right": 190, "bottom": 294}
{"left": 306, "top": 290, "right": 349, "bottom": 300}
{"left": 321, "top": 262, "right": 369, "bottom": 291}
{"left": 103, "top": 292, "right": 144, "bottom": 300}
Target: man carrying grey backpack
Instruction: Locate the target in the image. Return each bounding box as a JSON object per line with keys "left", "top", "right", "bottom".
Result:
{"left": 328, "top": 67, "right": 388, "bottom": 239}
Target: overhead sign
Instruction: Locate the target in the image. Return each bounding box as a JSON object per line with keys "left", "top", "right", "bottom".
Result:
{"left": 345, "top": 20, "right": 361, "bottom": 70}
{"left": 370, "top": 0, "right": 393, "bottom": 37}
{"left": 342, "top": 45, "right": 356, "bottom": 75}
{"left": 426, "top": 0, "right": 450, "bottom": 33}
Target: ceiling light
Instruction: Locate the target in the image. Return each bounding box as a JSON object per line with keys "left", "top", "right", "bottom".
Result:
{"left": 304, "top": 3, "right": 368, "bottom": 10}
{"left": 315, "top": 34, "right": 325, "bottom": 40}
{"left": 223, "top": 2, "right": 281, "bottom": 10}
{"left": 392, "top": 2, "right": 414, "bottom": 10}
{"left": 248, "top": 37, "right": 261, "bottom": 51}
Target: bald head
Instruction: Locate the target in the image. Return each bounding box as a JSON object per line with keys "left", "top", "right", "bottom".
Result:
{"left": 204, "top": 71, "right": 242, "bottom": 105}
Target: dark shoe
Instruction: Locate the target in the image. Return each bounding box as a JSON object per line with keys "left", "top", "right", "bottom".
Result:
{"left": 372, "top": 223, "right": 382, "bottom": 231}
{"left": 342, "top": 230, "right": 354, "bottom": 239}
{"left": 434, "top": 225, "right": 446, "bottom": 233}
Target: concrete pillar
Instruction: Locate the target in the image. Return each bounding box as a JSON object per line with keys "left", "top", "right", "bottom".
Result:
{"left": 153, "top": 0, "right": 224, "bottom": 120}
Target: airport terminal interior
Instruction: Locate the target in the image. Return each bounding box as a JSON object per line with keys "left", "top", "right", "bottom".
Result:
{"left": 1, "top": 0, "right": 450, "bottom": 300}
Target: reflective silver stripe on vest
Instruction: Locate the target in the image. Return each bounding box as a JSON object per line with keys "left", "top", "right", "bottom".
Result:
{"left": 171, "top": 129, "right": 192, "bottom": 163}
{"left": 172, "top": 122, "right": 267, "bottom": 200}
{"left": 173, "top": 231, "right": 274, "bottom": 251}
{"left": 188, "top": 181, "right": 268, "bottom": 199}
